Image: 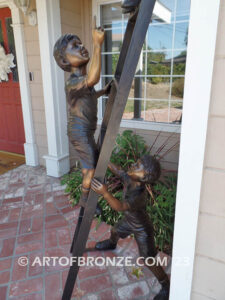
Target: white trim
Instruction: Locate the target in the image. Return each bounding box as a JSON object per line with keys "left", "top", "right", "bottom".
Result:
{"left": 101, "top": 49, "right": 187, "bottom": 54}
{"left": 43, "top": 154, "right": 70, "bottom": 178}
{"left": 0, "top": 0, "right": 38, "bottom": 166}
{"left": 36, "top": 0, "right": 70, "bottom": 177}
{"left": 97, "top": 118, "right": 181, "bottom": 133}
{"left": 120, "top": 120, "right": 181, "bottom": 133}
{"left": 169, "top": 1, "right": 221, "bottom": 299}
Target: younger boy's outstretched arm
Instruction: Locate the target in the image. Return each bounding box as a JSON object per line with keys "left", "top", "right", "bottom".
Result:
{"left": 91, "top": 178, "right": 129, "bottom": 212}
{"left": 87, "top": 16, "right": 104, "bottom": 87}
{"left": 108, "top": 162, "right": 126, "bottom": 179}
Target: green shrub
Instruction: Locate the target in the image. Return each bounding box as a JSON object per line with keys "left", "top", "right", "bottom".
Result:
{"left": 61, "top": 130, "right": 177, "bottom": 254}
{"left": 61, "top": 169, "right": 82, "bottom": 205}
{"left": 172, "top": 78, "right": 184, "bottom": 98}
{"left": 147, "top": 176, "right": 176, "bottom": 254}
{"left": 110, "top": 130, "right": 150, "bottom": 167}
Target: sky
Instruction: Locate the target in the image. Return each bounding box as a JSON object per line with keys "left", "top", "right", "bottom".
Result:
{"left": 104, "top": 0, "right": 191, "bottom": 57}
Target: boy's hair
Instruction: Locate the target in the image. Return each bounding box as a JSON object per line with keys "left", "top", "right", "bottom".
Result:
{"left": 140, "top": 154, "right": 161, "bottom": 184}
{"left": 53, "top": 34, "right": 78, "bottom": 72}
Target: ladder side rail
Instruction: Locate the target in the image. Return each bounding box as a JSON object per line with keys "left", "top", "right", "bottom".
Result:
{"left": 70, "top": 207, "right": 84, "bottom": 253}
{"left": 92, "top": 0, "right": 156, "bottom": 179}
{"left": 97, "top": 17, "right": 136, "bottom": 148}
{"left": 114, "top": 14, "right": 137, "bottom": 80}
{"left": 97, "top": 82, "right": 117, "bottom": 149}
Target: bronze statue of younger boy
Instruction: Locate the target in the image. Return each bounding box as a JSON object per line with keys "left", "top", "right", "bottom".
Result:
{"left": 91, "top": 155, "right": 170, "bottom": 300}
{"left": 53, "top": 18, "right": 111, "bottom": 204}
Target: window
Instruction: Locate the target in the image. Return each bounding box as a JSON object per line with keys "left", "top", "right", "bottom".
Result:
{"left": 95, "top": 0, "right": 190, "bottom": 130}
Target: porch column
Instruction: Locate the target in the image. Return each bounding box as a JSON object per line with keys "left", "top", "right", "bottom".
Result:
{"left": 36, "top": 0, "right": 70, "bottom": 177}
{"left": 9, "top": 2, "right": 39, "bottom": 166}
{"left": 169, "top": 0, "right": 221, "bottom": 299}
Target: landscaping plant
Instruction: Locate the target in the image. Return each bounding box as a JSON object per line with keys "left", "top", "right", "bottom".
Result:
{"left": 61, "top": 130, "right": 177, "bottom": 254}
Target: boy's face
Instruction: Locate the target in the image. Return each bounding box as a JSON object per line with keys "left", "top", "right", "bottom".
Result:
{"left": 65, "top": 37, "right": 90, "bottom": 67}
{"left": 127, "top": 159, "right": 146, "bottom": 181}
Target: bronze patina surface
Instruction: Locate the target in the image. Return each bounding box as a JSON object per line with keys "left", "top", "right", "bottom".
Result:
{"left": 92, "top": 156, "right": 170, "bottom": 300}
{"left": 53, "top": 18, "right": 111, "bottom": 202}
{"left": 60, "top": 1, "right": 161, "bottom": 298}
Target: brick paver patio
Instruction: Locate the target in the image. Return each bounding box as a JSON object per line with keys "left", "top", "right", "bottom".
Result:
{"left": 0, "top": 165, "right": 171, "bottom": 300}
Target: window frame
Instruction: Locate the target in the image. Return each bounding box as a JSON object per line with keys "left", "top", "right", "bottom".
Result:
{"left": 92, "top": 0, "right": 183, "bottom": 133}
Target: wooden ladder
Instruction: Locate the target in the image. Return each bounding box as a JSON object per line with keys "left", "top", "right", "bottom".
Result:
{"left": 62, "top": 1, "right": 156, "bottom": 298}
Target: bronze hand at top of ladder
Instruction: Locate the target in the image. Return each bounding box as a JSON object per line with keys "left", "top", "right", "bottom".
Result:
{"left": 62, "top": 1, "right": 156, "bottom": 299}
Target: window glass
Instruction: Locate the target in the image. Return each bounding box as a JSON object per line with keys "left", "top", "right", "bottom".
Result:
{"left": 128, "top": 78, "right": 145, "bottom": 100}
{"left": 146, "top": 51, "right": 172, "bottom": 76}
{"left": 99, "top": 0, "right": 190, "bottom": 124}
{"left": 123, "top": 100, "right": 143, "bottom": 120}
{"left": 101, "top": 2, "right": 123, "bottom": 28}
{"left": 172, "top": 50, "right": 186, "bottom": 76}
{"left": 102, "top": 53, "right": 120, "bottom": 75}
{"left": 103, "top": 27, "right": 123, "bottom": 53}
{"left": 174, "top": 22, "right": 189, "bottom": 49}
{"left": 146, "top": 77, "right": 170, "bottom": 100}
{"left": 176, "top": 0, "right": 190, "bottom": 21}
{"left": 171, "top": 77, "right": 184, "bottom": 100}
{"left": 170, "top": 100, "right": 182, "bottom": 123}
{"left": 144, "top": 100, "right": 169, "bottom": 123}
{"left": 147, "top": 23, "right": 173, "bottom": 51}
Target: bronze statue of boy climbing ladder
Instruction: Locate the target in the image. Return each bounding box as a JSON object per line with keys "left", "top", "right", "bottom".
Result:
{"left": 62, "top": 0, "right": 156, "bottom": 299}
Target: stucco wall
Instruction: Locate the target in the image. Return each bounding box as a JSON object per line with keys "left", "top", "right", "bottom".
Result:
{"left": 23, "top": 0, "right": 47, "bottom": 166}
{"left": 60, "top": 0, "right": 92, "bottom": 50}
{"left": 132, "top": 128, "right": 179, "bottom": 172}
{"left": 191, "top": 2, "right": 225, "bottom": 299}
{"left": 80, "top": 0, "right": 93, "bottom": 54}
{"left": 95, "top": 126, "right": 180, "bottom": 172}
{"left": 60, "top": 0, "right": 82, "bottom": 37}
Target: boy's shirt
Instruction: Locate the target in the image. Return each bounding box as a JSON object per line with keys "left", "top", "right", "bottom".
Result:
{"left": 117, "top": 171, "right": 152, "bottom": 228}
{"left": 66, "top": 74, "right": 97, "bottom": 129}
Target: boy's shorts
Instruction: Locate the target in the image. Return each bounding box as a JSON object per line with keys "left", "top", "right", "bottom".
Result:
{"left": 68, "top": 116, "right": 98, "bottom": 169}
{"left": 114, "top": 217, "right": 157, "bottom": 258}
